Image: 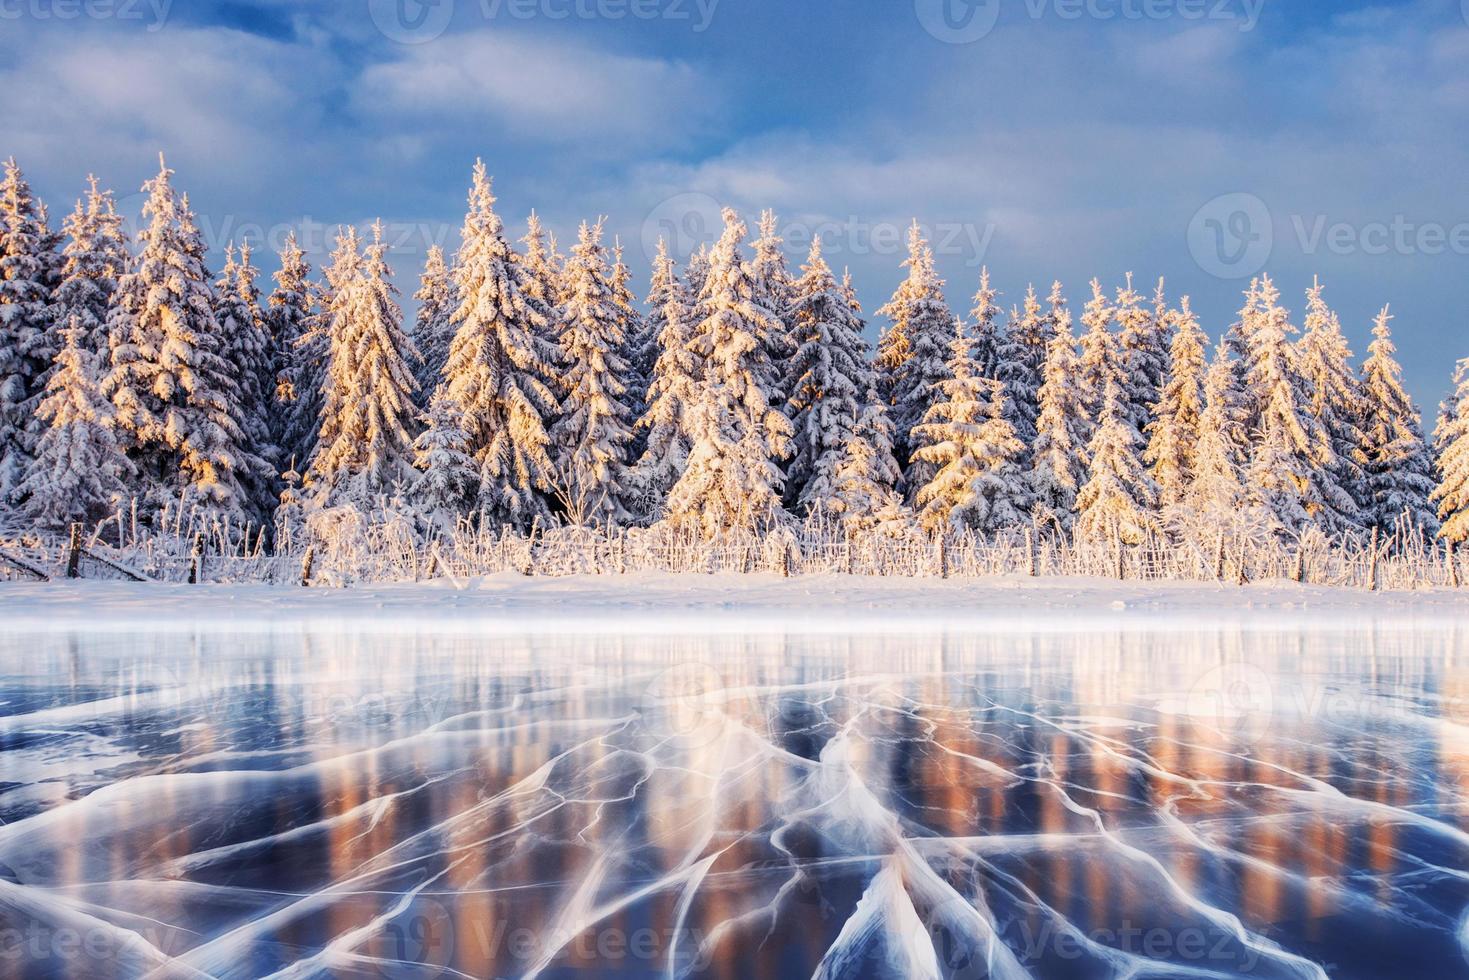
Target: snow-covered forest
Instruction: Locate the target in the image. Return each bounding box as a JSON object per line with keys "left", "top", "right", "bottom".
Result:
{"left": 2, "top": 155, "right": 1468, "bottom": 583}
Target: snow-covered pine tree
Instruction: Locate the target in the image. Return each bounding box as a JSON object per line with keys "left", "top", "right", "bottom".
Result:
{"left": 104, "top": 158, "right": 265, "bottom": 520}
{"left": 410, "top": 386, "right": 477, "bottom": 530}
{"left": 875, "top": 221, "right": 956, "bottom": 491}
{"left": 684, "top": 243, "right": 711, "bottom": 306}
{"left": 213, "top": 242, "right": 280, "bottom": 515}
{"left": 307, "top": 221, "right": 420, "bottom": 509}
{"left": 412, "top": 245, "right": 454, "bottom": 400}
{"left": 442, "top": 161, "right": 561, "bottom": 528}
{"left": 15, "top": 319, "right": 132, "bottom": 528}
{"left": 1000, "top": 283, "right": 1051, "bottom": 450}
{"left": 1433, "top": 357, "right": 1469, "bottom": 543}
{"left": 1179, "top": 339, "right": 1248, "bottom": 530}
{"left": 550, "top": 219, "right": 636, "bottom": 526}
{"left": 519, "top": 211, "right": 564, "bottom": 348}
{"left": 1076, "top": 278, "right": 1122, "bottom": 436}
{"left": 1359, "top": 306, "right": 1438, "bottom": 533}
{"left": 966, "top": 267, "right": 1004, "bottom": 381}
{"left": 610, "top": 237, "right": 652, "bottom": 427}
{"left": 269, "top": 232, "right": 321, "bottom": 475}
{"left": 1143, "top": 295, "right": 1206, "bottom": 509}
{"left": 748, "top": 209, "right": 795, "bottom": 409}
{"left": 784, "top": 236, "right": 884, "bottom": 513}
{"left": 1295, "top": 278, "right": 1367, "bottom": 534}
{"left": 664, "top": 208, "right": 792, "bottom": 535}
{"left": 911, "top": 326, "right": 1028, "bottom": 534}
{"left": 0, "top": 158, "right": 60, "bottom": 497}
{"left": 1029, "top": 295, "right": 1087, "bottom": 531}
{"left": 1239, "top": 277, "right": 1330, "bottom": 534}
{"left": 54, "top": 175, "right": 128, "bottom": 365}
{"left": 1075, "top": 377, "right": 1158, "bottom": 545}
{"left": 1114, "top": 275, "right": 1172, "bottom": 438}
{"left": 631, "top": 239, "right": 700, "bottom": 521}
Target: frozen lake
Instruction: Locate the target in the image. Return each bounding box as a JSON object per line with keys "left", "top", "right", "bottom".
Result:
{"left": 1, "top": 587, "right": 1468, "bottom": 978}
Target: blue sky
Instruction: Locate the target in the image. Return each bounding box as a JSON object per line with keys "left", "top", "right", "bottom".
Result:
{"left": 2, "top": 0, "right": 1466, "bottom": 410}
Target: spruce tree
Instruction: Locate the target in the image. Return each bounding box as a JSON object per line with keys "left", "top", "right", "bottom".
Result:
{"left": 54, "top": 175, "right": 128, "bottom": 364}
{"left": 746, "top": 209, "right": 795, "bottom": 413}
{"left": 1240, "top": 277, "right": 1328, "bottom": 534}
{"left": 1433, "top": 357, "right": 1469, "bottom": 543}
{"left": 412, "top": 245, "right": 454, "bottom": 400}
{"left": 1180, "top": 340, "right": 1248, "bottom": 529}
{"left": 1077, "top": 279, "right": 1122, "bottom": 438}
{"left": 550, "top": 220, "right": 636, "bottom": 526}
{"left": 911, "top": 328, "right": 1027, "bottom": 534}
{"left": 967, "top": 267, "right": 1004, "bottom": 381}
{"left": 632, "top": 240, "right": 700, "bottom": 521}
{"left": 683, "top": 243, "right": 711, "bottom": 307}
{"left": 1295, "top": 279, "right": 1367, "bottom": 533}
{"left": 307, "top": 221, "right": 420, "bottom": 509}
{"left": 104, "top": 158, "right": 264, "bottom": 519}
{"left": 442, "top": 161, "right": 560, "bottom": 528}
{"left": 1144, "top": 296, "right": 1206, "bottom": 509}
{"left": 1359, "top": 306, "right": 1438, "bottom": 533}
{"left": 214, "top": 242, "right": 279, "bottom": 514}
{"left": 1029, "top": 296, "right": 1087, "bottom": 530}
{"left": 1001, "top": 283, "right": 1050, "bottom": 451}
{"left": 15, "top": 320, "right": 131, "bottom": 529}
{"left": 1076, "top": 377, "right": 1158, "bottom": 545}
{"left": 875, "top": 222, "right": 956, "bottom": 493}
{"left": 411, "top": 387, "right": 477, "bottom": 530}
{"left": 1115, "top": 274, "right": 1171, "bottom": 437}
{"left": 0, "top": 158, "right": 60, "bottom": 496}
{"left": 269, "top": 232, "right": 320, "bottom": 475}
{"left": 784, "top": 236, "right": 884, "bottom": 513}
{"left": 664, "top": 208, "right": 792, "bottom": 535}
{"left": 610, "top": 237, "right": 652, "bottom": 436}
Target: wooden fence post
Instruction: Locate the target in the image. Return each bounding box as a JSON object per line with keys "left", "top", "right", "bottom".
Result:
{"left": 189, "top": 534, "right": 203, "bottom": 585}
{"left": 844, "top": 527, "right": 855, "bottom": 576}
{"left": 1368, "top": 526, "right": 1380, "bottom": 592}
{"left": 936, "top": 534, "right": 949, "bottom": 580}
{"left": 1292, "top": 546, "right": 1305, "bottom": 584}
{"left": 66, "top": 523, "right": 82, "bottom": 580}
{"left": 1024, "top": 526, "right": 1037, "bottom": 577}
{"left": 300, "top": 546, "right": 315, "bottom": 588}
{"left": 1450, "top": 539, "right": 1461, "bottom": 589}
{"left": 1213, "top": 530, "right": 1226, "bottom": 582}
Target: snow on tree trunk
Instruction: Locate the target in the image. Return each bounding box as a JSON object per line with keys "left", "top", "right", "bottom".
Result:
{"left": 664, "top": 208, "right": 792, "bottom": 536}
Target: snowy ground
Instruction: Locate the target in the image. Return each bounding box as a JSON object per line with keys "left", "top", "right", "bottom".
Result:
{"left": 2, "top": 572, "right": 1467, "bottom": 634}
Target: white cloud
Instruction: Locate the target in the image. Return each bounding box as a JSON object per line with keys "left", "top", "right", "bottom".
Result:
{"left": 354, "top": 30, "right": 717, "bottom": 146}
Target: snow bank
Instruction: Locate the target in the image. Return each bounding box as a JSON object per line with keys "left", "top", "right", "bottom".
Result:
{"left": 1, "top": 573, "right": 1466, "bottom": 635}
